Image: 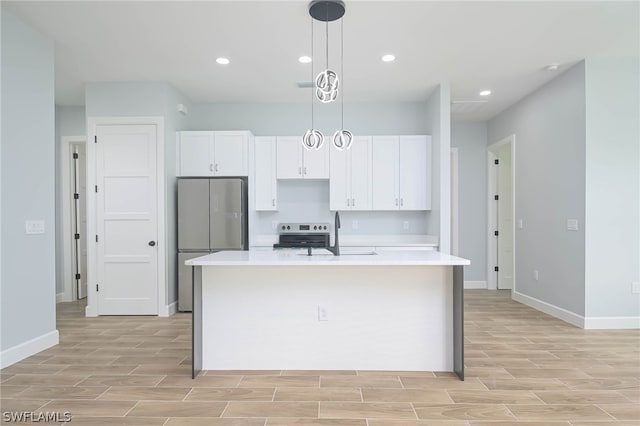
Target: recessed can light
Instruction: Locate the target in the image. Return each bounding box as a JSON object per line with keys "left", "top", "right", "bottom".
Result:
{"left": 298, "top": 56, "right": 312, "bottom": 64}
{"left": 479, "top": 90, "right": 492, "bottom": 96}
{"left": 216, "top": 57, "right": 230, "bottom": 65}
{"left": 381, "top": 54, "right": 396, "bottom": 62}
{"left": 544, "top": 63, "right": 560, "bottom": 71}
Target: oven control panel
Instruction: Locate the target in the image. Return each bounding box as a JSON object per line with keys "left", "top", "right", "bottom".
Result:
{"left": 278, "top": 223, "right": 330, "bottom": 234}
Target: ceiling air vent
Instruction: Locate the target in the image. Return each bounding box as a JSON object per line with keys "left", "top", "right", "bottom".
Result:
{"left": 451, "top": 100, "right": 488, "bottom": 114}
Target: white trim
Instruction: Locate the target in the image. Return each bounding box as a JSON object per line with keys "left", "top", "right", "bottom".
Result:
{"left": 450, "top": 148, "right": 459, "bottom": 256}
{"left": 464, "top": 280, "right": 487, "bottom": 289}
{"left": 56, "top": 293, "right": 64, "bottom": 303}
{"left": 160, "top": 301, "right": 178, "bottom": 317}
{"left": 487, "top": 134, "right": 516, "bottom": 291}
{"left": 512, "top": 291, "right": 584, "bottom": 328}
{"left": 583, "top": 316, "right": 640, "bottom": 330}
{"left": 61, "top": 136, "right": 87, "bottom": 303}
{"left": 85, "top": 116, "right": 165, "bottom": 317}
{"left": 0, "top": 330, "right": 59, "bottom": 369}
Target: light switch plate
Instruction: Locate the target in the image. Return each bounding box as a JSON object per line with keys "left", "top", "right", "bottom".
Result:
{"left": 25, "top": 220, "right": 45, "bottom": 234}
{"left": 403, "top": 221, "right": 409, "bottom": 230}
{"left": 567, "top": 219, "right": 579, "bottom": 231}
{"left": 517, "top": 219, "right": 523, "bottom": 229}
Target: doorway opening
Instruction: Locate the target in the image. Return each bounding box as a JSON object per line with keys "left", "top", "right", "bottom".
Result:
{"left": 61, "top": 136, "right": 87, "bottom": 301}
{"left": 487, "top": 135, "right": 515, "bottom": 290}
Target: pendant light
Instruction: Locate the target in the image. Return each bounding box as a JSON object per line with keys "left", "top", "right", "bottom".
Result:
{"left": 302, "top": 0, "right": 353, "bottom": 151}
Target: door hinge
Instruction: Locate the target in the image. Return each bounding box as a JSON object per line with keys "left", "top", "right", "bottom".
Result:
{"left": 73, "top": 152, "right": 79, "bottom": 159}
{"left": 494, "top": 266, "right": 499, "bottom": 272}
{"left": 75, "top": 273, "right": 81, "bottom": 280}
{"left": 73, "top": 193, "right": 79, "bottom": 200}
{"left": 95, "top": 185, "right": 98, "bottom": 193}
{"left": 494, "top": 159, "right": 499, "bottom": 165}
{"left": 74, "top": 233, "right": 80, "bottom": 240}
{"left": 95, "top": 235, "right": 99, "bottom": 243}
{"left": 96, "top": 284, "right": 99, "bottom": 291}
{"left": 94, "top": 135, "right": 97, "bottom": 144}
{"left": 494, "top": 230, "right": 499, "bottom": 236}
{"left": 494, "top": 194, "right": 499, "bottom": 201}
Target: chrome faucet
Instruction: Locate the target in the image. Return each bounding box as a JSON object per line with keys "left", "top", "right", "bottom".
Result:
{"left": 325, "top": 211, "right": 341, "bottom": 256}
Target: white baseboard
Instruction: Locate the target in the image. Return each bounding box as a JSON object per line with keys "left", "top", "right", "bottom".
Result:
{"left": 56, "top": 293, "right": 64, "bottom": 303}
{"left": 512, "top": 291, "right": 584, "bottom": 328}
{"left": 0, "top": 330, "right": 59, "bottom": 369}
{"left": 159, "top": 301, "right": 178, "bottom": 317}
{"left": 583, "top": 316, "right": 640, "bottom": 329}
{"left": 464, "top": 280, "right": 487, "bottom": 289}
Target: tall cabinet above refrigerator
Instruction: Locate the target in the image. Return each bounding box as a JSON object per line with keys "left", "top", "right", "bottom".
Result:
{"left": 177, "top": 177, "right": 248, "bottom": 311}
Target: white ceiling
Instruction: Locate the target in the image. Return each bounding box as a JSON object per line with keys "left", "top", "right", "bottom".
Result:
{"left": 4, "top": 1, "right": 638, "bottom": 120}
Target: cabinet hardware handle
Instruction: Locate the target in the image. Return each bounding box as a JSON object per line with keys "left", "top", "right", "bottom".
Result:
{"left": 215, "top": 163, "right": 219, "bottom": 172}
{"left": 395, "top": 198, "right": 399, "bottom": 206}
{"left": 400, "top": 198, "right": 404, "bottom": 207}
{"left": 272, "top": 199, "right": 275, "bottom": 206}
{"left": 352, "top": 198, "right": 355, "bottom": 206}
{"left": 298, "top": 167, "right": 302, "bottom": 175}
{"left": 209, "top": 163, "right": 214, "bottom": 172}
{"left": 304, "top": 167, "right": 307, "bottom": 175}
{"left": 347, "top": 198, "right": 350, "bottom": 207}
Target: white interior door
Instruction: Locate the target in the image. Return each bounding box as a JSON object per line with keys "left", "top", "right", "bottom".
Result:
{"left": 497, "top": 144, "right": 514, "bottom": 290}
{"left": 96, "top": 124, "right": 159, "bottom": 315}
{"left": 71, "top": 144, "right": 88, "bottom": 299}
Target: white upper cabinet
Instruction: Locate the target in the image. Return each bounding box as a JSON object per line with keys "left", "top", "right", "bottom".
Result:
{"left": 276, "top": 136, "right": 329, "bottom": 179}
{"left": 330, "top": 136, "right": 372, "bottom": 210}
{"left": 372, "top": 135, "right": 431, "bottom": 210}
{"left": 177, "top": 131, "right": 249, "bottom": 176}
{"left": 254, "top": 136, "right": 277, "bottom": 211}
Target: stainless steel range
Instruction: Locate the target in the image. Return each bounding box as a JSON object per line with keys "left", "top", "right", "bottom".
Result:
{"left": 273, "top": 223, "right": 330, "bottom": 249}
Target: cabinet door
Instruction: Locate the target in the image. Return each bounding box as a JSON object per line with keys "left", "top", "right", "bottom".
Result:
{"left": 213, "top": 131, "right": 248, "bottom": 176}
{"left": 371, "top": 136, "right": 399, "bottom": 210}
{"left": 349, "top": 136, "right": 372, "bottom": 210}
{"left": 276, "top": 136, "right": 303, "bottom": 179}
{"left": 302, "top": 140, "right": 329, "bottom": 179}
{"left": 399, "top": 135, "right": 430, "bottom": 210}
{"left": 329, "top": 144, "right": 350, "bottom": 210}
{"left": 178, "top": 131, "right": 214, "bottom": 176}
{"left": 255, "top": 137, "right": 277, "bottom": 210}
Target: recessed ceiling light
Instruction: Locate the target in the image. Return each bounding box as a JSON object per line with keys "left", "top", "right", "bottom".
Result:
{"left": 298, "top": 56, "right": 312, "bottom": 64}
{"left": 544, "top": 63, "right": 560, "bottom": 71}
{"left": 381, "top": 54, "right": 396, "bottom": 62}
{"left": 479, "top": 90, "right": 492, "bottom": 96}
{"left": 216, "top": 57, "right": 230, "bottom": 65}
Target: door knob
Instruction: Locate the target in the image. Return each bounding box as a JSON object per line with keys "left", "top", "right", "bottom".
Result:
{"left": 148, "top": 241, "right": 156, "bottom": 247}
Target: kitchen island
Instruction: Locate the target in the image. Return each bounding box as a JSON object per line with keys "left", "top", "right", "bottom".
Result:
{"left": 186, "top": 249, "right": 470, "bottom": 380}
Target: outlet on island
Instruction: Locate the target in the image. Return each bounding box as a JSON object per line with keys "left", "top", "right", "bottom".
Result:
{"left": 318, "top": 305, "right": 329, "bottom": 321}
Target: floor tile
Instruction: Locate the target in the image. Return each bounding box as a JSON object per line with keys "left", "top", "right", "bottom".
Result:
{"left": 223, "top": 401, "right": 318, "bottom": 418}
{"left": 186, "top": 388, "right": 275, "bottom": 401}
{"left": 412, "top": 403, "right": 515, "bottom": 420}
{"left": 319, "top": 402, "right": 416, "bottom": 419}
{"left": 127, "top": 401, "right": 227, "bottom": 417}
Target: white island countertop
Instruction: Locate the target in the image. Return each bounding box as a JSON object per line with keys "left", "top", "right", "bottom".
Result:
{"left": 186, "top": 249, "right": 470, "bottom": 266}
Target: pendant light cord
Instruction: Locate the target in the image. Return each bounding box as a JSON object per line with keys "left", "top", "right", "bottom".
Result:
{"left": 341, "top": 17, "right": 344, "bottom": 129}
{"left": 326, "top": 6, "right": 329, "bottom": 70}
{"left": 311, "top": 15, "right": 314, "bottom": 130}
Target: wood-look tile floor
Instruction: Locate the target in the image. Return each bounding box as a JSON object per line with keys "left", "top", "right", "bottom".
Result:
{"left": 1, "top": 290, "right": 639, "bottom": 425}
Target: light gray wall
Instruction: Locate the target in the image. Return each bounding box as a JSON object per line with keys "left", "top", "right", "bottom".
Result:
{"left": 488, "top": 62, "right": 586, "bottom": 316}
{"left": 1, "top": 10, "right": 57, "bottom": 352}
{"left": 54, "top": 106, "right": 86, "bottom": 295}
{"left": 424, "top": 84, "right": 452, "bottom": 253}
{"left": 451, "top": 122, "right": 487, "bottom": 281}
{"left": 85, "top": 81, "right": 192, "bottom": 305}
{"left": 584, "top": 57, "right": 640, "bottom": 318}
{"left": 188, "top": 101, "right": 433, "bottom": 237}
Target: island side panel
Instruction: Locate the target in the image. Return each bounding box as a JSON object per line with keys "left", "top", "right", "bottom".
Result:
{"left": 192, "top": 265, "right": 203, "bottom": 378}
{"left": 453, "top": 265, "right": 464, "bottom": 380}
{"left": 200, "top": 265, "right": 454, "bottom": 371}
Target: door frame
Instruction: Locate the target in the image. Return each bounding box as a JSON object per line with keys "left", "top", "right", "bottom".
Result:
{"left": 487, "top": 134, "right": 516, "bottom": 291}
{"left": 85, "top": 116, "right": 166, "bottom": 317}
{"left": 60, "top": 136, "right": 87, "bottom": 302}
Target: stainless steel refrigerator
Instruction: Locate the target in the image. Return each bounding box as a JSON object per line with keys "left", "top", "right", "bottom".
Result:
{"left": 177, "top": 177, "right": 248, "bottom": 311}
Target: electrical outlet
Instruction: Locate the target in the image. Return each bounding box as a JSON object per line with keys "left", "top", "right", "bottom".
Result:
{"left": 403, "top": 221, "right": 409, "bottom": 230}
{"left": 534, "top": 270, "right": 539, "bottom": 281}
{"left": 352, "top": 220, "right": 358, "bottom": 230}
{"left": 567, "top": 219, "right": 579, "bottom": 231}
{"left": 632, "top": 282, "right": 640, "bottom": 294}
{"left": 517, "top": 219, "right": 523, "bottom": 229}
{"left": 25, "top": 220, "right": 45, "bottom": 235}
{"left": 271, "top": 221, "right": 277, "bottom": 230}
{"left": 318, "top": 305, "right": 328, "bottom": 321}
